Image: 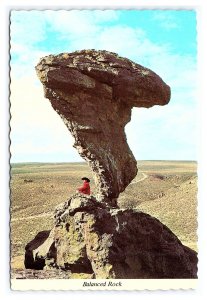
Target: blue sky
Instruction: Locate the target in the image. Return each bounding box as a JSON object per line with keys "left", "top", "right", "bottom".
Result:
{"left": 10, "top": 10, "right": 197, "bottom": 162}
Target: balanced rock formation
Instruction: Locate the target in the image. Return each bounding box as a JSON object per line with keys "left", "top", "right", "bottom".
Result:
{"left": 25, "top": 194, "right": 197, "bottom": 279}
{"left": 31, "top": 49, "right": 198, "bottom": 279}
{"left": 36, "top": 50, "right": 170, "bottom": 204}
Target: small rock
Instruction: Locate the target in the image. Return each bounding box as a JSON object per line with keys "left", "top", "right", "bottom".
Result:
{"left": 24, "top": 179, "right": 33, "bottom": 183}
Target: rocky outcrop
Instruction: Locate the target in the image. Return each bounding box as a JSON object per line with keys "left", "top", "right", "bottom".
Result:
{"left": 36, "top": 50, "right": 170, "bottom": 204}
{"left": 24, "top": 230, "right": 51, "bottom": 270}
{"left": 25, "top": 194, "right": 197, "bottom": 279}
{"left": 31, "top": 50, "right": 198, "bottom": 279}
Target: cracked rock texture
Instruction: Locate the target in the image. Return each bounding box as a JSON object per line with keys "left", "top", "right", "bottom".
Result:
{"left": 23, "top": 50, "right": 198, "bottom": 280}
{"left": 25, "top": 195, "right": 197, "bottom": 279}
{"left": 36, "top": 49, "right": 171, "bottom": 203}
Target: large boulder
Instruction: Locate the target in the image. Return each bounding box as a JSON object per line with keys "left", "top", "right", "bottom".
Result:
{"left": 31, "top": 49, "right": 198, "bottom": 280}
{"left": 24, "top": 230, "right": 51, "bottom": 269}
{"left": 25, "top": 194, "right": 197, "bottom": 279}
{"left": 36, "top": 50, "right": 170, "bottom": 204}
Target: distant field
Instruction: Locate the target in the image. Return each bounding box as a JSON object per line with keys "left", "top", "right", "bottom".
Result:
{"left": 10, "top": 160, "right": 197, "bottom": 269}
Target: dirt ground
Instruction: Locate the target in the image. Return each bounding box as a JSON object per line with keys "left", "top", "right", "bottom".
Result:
{"left": 10, "top": 160, "right": 197, "bottom": 269}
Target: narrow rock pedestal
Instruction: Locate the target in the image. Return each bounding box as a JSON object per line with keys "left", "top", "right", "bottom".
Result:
{"left": 36, "top": 50, "right": 171, "bottom": 203}
{"left": 27, "top": 50, "right": 198, "bottom": 280}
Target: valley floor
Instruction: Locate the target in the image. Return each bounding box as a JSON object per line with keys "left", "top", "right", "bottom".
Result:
{"left": 10, "top": 160, "right": 197, "bottom": 270}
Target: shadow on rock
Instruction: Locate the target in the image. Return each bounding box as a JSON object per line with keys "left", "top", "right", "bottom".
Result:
{"left": 25, "top": 194, "right": 197, "bottom": 279}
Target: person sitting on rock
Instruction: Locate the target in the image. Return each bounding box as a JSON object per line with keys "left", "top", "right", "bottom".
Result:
{"left": 77, "top": 177, "right": 91, "bottom": 195}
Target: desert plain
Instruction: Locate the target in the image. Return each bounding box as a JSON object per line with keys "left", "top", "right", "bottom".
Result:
{"left": 10, "top": 160, "right": 197, "bottom": 271}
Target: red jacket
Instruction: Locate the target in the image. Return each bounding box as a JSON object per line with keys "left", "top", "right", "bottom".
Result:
{"left": 78, "top": 181, "right": 90, "bottom": 195}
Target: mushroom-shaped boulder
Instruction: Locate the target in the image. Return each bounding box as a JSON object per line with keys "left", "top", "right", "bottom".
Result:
{"left": 36, "top": 50, "right": 170, "bottom": 204}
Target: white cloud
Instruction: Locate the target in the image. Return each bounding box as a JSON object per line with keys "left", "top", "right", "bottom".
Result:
{"left": 126, "top": 100, "right": 198, "bottom": 161}
{"left": 10, "top": 11, "right": 120, "bottom": 78}
{"left": 44, "top": 10, "right": 119, "bottom": 35}
{"left": 10, "top": 77, "right": 80, "bottom": 161}
{"left": 92, "top": 10, "right": 119, "bottom": 22}
{"left": 152, "top": 11, "right": 179, "bottom": 30}
{"left": 10, "top": 11, "right": 47, "bottom": 46}
{"left": 10, "top": 10, "right": 197, "bottom": 161}
{"left": 11, "top": 49, "right": 50, "bottom": 78}
{"left": 45, "top": 10, "right": 99, "bottom": 36}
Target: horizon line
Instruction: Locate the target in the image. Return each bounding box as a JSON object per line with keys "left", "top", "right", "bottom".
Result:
{"left": 10, "top": 159, "right": 197, "bottom": 164}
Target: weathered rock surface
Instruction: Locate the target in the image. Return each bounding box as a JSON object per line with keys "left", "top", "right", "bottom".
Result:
{"left": 36, "top": 50, "right": 171, "bottom": 203}
{"left": 31, "top": 50, "right": 198, "bottom": 280}
{"left": 25, "top": 194, "right": 197, "bottom": 279}
{"left": 24, "top": 230, "right": 51, "bottom": 270}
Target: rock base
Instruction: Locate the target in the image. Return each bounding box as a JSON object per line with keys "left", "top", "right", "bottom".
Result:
{"left": 24, "top": 194, "right": 197, "bottom": 279}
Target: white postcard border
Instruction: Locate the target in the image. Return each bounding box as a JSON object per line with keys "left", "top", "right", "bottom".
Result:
{"left": 11, "top": 279, "right": 198, "bottom": 291}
